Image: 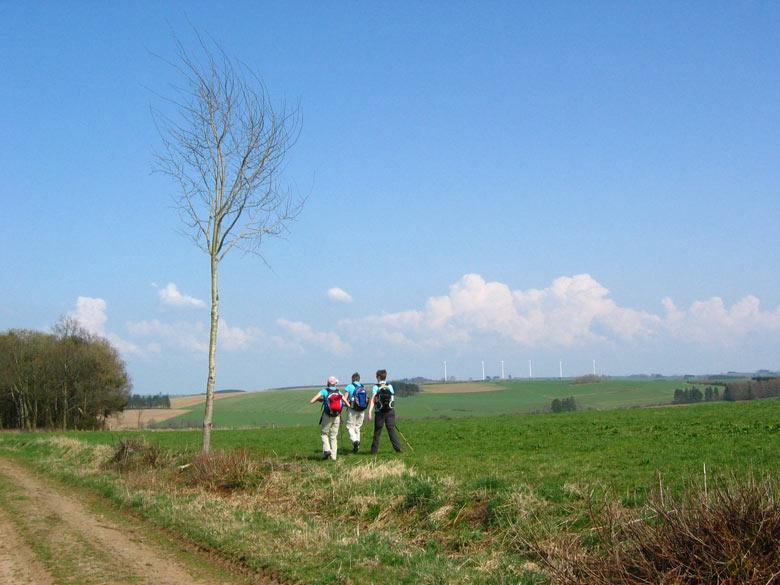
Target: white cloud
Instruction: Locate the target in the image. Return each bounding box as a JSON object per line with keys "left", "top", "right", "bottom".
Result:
{"left": 219, "top": 319, "right": 263, "bottom": 350}
{"left": 158, "top": 283, "right": 205, "bottom": 308}
{"left": 70, "top": 297, "right": 108, "bottom": 334}
{"left": 127, "top": 319, "right": 208, "bottom": 353}
{"left": 277, "top": 318, "right": 351, "bottom": 355}
{"left": 338, "top": 274, "right": 780, "bottom": 350}
{"left": 662, "top": 295, "right": 780, "bottom": 345}
{"left": 126, "top": 318, "right": 261, "bottom": 353}
{"left": 69, "top": 296, "right": 143, "bottom": 356}
{"left": 327, "top": 287, "right": 353, "bottom": 304}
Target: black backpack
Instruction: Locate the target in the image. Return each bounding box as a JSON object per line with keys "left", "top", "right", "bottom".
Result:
{"left": 376, "top": 384, "right": 394, "bottom": 412}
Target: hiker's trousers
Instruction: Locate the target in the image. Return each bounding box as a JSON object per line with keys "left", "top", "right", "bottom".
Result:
{"left": 320, "top": 414, "right": 340, "bottom": 459}
{"left": 371, "top": 409, "right": 402, "bottom": 453}
{"left": 346, "top": 408, "right": 366, "bottom": 443}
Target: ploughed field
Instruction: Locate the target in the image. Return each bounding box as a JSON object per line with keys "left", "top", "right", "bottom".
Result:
{"left": 157, "top": 378, "right": 684, "bottom": 429}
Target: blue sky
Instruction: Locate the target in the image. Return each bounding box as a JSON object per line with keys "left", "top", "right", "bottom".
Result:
{"left": 2, "top": 2, "right": 779, "bottom": 393}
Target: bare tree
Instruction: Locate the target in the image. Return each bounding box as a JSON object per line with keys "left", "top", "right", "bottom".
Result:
{"left": 154, "top": 34, "right": 302, "bottom": 453}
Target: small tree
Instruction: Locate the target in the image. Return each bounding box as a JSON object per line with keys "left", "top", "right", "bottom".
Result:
{"left": 155, "top": 33, "right": 303, "bottom": 453}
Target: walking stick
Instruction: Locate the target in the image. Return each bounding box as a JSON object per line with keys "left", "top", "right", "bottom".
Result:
{"left": 394, "top": 424, "right": 415, "bottom": 453}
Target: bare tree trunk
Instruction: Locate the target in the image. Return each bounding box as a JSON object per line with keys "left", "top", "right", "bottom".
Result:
{"left": 202, "top": 256, "right": 219, "bottom": 453}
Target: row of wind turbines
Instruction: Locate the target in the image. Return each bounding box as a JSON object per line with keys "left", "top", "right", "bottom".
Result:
{"left": 442, "top": 359, "right": 599, "bottom": 381}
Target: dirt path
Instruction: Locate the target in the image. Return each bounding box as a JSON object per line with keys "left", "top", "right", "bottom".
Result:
{"left": 0, "top": 505, "right": 55, "bottom": 584}
{"left": 0, "top": 458, "right": 263, "bottom": 585}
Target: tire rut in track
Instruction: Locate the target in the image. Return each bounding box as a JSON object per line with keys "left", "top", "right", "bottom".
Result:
{"left": 0, "top": 457, "right": 263, "bottom": 585}
{"left": 0, "top": 504, "right": 55, "bottom": 585}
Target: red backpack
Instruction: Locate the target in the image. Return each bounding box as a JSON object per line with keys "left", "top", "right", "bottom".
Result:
{"left": 324, "top": 388, "right": 343, "bottom": 417}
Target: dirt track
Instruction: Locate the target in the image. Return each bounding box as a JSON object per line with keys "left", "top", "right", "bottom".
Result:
{"left": 0, "top": 457, "right": 263, "bottom": 584}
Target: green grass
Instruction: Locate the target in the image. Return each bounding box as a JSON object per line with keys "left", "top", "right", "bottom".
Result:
{"left": 161, "top": 378, "right": 685, "bottom": 428}
{"left": 2, "top": 399, "right": 779, "bottom": 584}
{"left": 30, "top": 398, "right": 780, "bottom": 496}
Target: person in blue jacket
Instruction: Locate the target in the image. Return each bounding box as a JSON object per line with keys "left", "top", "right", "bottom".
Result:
{"left": 343, "top": 372, "right": 369, "bottom": 453}
{"left": 367, "top": 369, "right": 402, "bottom": 453}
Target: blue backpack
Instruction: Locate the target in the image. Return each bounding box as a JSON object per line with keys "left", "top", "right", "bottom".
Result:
{"left": 351, "top": 383, "right": 368, "bottom": 411}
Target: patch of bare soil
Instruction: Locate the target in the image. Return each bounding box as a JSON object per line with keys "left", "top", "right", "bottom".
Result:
{"left": 0, "top": 458, "right": 264, "bottom": 584}
{"left": 107, "top": 392, "right": 245, "bottom": 430}
{"left": 170, "top": 392, "right": 245, "bottom": 409}
{"left": 423, "top": 383, "right": 505, "bottom": 394}
{"left": 107, "top": 408, "right": 190, "bottom": 430}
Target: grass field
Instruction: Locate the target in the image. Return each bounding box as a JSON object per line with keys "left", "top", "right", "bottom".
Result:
{"left": 157, "top": 378, "right": 686, "bottom": 428}
{"left": 45, "top": 398, "right": 780, "bottom": 496}
{"left": 2, "top": 384, "right": 775, "bottom": 584}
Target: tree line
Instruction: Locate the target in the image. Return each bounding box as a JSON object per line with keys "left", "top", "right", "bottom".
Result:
{"left": 126, "top": 394, "right": 171, "bottom": 409}
{"left": 723, "top": 378, "right": 780, "bottom": 402}
{"left": 390, "top": 381, "right": 421, "bottom": 397}
{"left": 551, "top": 397, "right": 578, "bottom": 412}
{"left": 673, "top": 385, "right": 721, "bottom": 404}
{"left": 0, "top": 319, "right": 131, "bottom": 430}
{"left": 672, "top": 378, "right": 780, "bottom": 404}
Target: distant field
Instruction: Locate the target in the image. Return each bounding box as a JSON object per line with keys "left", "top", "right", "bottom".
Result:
{"left": 423, "top": 382, "right": 501, "bottom": 393}
{"left": 108, "top": 391, "right": 245, "bottom": 430}
{"left": 157, "top": 378, "right": 685, "bottom": 429}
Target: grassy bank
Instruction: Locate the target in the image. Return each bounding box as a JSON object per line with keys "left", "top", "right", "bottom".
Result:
{"left": 1, "top": 399, "right": 778, "bottom": 583}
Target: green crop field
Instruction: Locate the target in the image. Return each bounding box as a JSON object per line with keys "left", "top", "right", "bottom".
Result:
{"left": 28, "top": 398, "right": 779, "bottom": 496}
{"left": 159, "top": 377, "right": 687, "bottom": 429}
{"left": 2, "top": 396, "right": 778, "bottom": 584}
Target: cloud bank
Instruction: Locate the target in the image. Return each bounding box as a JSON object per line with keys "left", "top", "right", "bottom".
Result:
{"left": 127, "top": 318, "right": 262, "bottom": 353}
{"left": 277, "top": 318, "right": 351, "bottom": 355}
{"left": 338, "top": 273, "right": 780, "bottom": 350}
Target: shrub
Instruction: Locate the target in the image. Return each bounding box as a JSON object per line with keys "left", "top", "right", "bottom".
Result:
{"left": 391, "top": 381, "right": 421, "bottom": 397}
{"left": 536, "top": 477, "right": 780, "bottom": 584}
{"left": 108, "top": 437, "right": 169, "bottom": 471}
{"left": 551, "top": 397, "right": 577, "bottom": 412}
{"left": 177, "top": 448, "right": 265, "bottom": 492}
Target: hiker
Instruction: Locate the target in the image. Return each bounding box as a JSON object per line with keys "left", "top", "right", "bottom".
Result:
{"left": 343, "top": 372, "right": 369, "bottom": 453}
{"left": 368, "top": 369, "right": 402, "bottom": 454}
{"left": 309, "top": 376, "right": 347, "bottom": 460}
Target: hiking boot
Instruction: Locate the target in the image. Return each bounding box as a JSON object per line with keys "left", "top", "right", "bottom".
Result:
{"left": 352, "top": 441, "right": 359, "bottom": 453}
{"left": 323, "top": 451, "right": 331, "bottom": 460}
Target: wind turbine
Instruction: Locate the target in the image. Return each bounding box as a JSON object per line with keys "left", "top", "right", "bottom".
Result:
{"left": 443, "top": 360, "right": 447, "bottom": 382}
{"left": 481, "top": 360, "right": 485, "bottom": 381}
{"left": 500, "top": 360, "right": 505, "bottom": 379}
{"left": 528, "top": 359, "right": 533, "bottom": 380}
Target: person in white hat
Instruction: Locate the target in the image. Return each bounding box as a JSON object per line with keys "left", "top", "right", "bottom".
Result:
{"left": 309, "top": 376, "right": 347, "bottom": 460}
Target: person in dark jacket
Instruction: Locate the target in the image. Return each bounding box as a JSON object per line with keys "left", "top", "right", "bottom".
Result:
{"left": 367, "top": 369, "right": 402, "bottom": 454}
